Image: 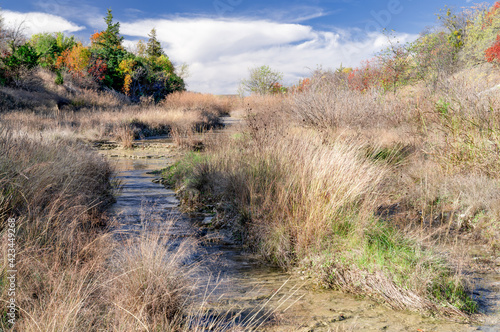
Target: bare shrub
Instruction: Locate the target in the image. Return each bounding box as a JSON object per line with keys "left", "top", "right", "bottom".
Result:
{"left": 288, "top": 69, "right": 412, "bottom": 130}
{"left": 115, "top": 124, "right": 135, "bottom": 149}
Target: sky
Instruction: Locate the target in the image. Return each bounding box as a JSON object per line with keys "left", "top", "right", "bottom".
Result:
{"left": 0, "top": 0, "right": 492, "bottom": 94}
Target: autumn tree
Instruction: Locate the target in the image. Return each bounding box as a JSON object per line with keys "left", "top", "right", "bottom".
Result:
{"left": 56, "top": 43, "right": 91, "bottom": 78}
{"left": 30, "top": 32, "right": 76, "bottom": 69}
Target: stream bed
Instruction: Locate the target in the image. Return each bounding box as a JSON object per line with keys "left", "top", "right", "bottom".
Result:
{"left": 99, "top": 136, "right": 499, "bottom": 331}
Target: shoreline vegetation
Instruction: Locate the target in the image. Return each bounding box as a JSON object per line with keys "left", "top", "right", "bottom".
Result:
{"left": 1, "top": 2, "right": 500, "bottom": 331}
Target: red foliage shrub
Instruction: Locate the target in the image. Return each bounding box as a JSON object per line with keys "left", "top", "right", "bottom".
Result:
{"left": 88, "top": 58, "right": 107, "bottom": 82}
{"left": 485, "top": 34, "right": 500, "bottom": 63}
{"left": 289, "top": 78, "right": 311, "bottom": 94}
{"left": 348, "top": 60, "right": 381, "bottom": 91}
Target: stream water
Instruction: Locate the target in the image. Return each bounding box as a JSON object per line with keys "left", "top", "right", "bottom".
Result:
{"left": 100, "top": 126, "right": 500, "bottom": 331}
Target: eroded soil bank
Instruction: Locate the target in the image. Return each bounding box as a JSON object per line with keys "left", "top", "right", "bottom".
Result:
{"left": 99, "top": 135, "right": 499, "bottom": 331}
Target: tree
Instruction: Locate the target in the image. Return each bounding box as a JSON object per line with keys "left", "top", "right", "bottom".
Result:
{"left": 56, "top": 43, "right": 91, "bottom": 78}
{"left": 240, "top": 65, "right": 283, "bottom": 95}
{"left": 376, "top": 32, "right": 413, "bottom": 93}
{"left": 147, "top": 28, "right": 164, "bottom": 57}
{"left": 0, "top": 42, "right": 39, "bottom": 85}
{"left": 100, "top": 9, "right": 124, "bottom": 51}
{"left": 135, "top": 40, "right": 147, "bottom": 57}
{"left": 30, "top": 32, "right": 75, "bottom": 68}
{"left": 90, "top": 9, "right": 127, "bottom": 90}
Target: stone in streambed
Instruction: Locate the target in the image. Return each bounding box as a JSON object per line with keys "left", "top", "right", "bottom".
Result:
{"left": 202, "top": 216, "right": 214, "bottom": 225}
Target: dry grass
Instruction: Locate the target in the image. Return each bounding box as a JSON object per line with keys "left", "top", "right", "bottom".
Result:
{"left": 0, "top": 71, "right": 231, "bottom": 149}
{"left": 0, "top": 128, "right": 115, "bottom": 330}
{"left": 107, "top": 230, "right": 198, "bottom": 331}
{"left": 162, "top": 91, "right": 234, "bottom": 116}
{"left": 1, "top": 93, "right": 227, "bottom": 147}
{"left": 164, "top": 127, "right": 477, "bottom": 316}
{"left": 161, "top": 67, "right": 500, "bottom": 317}
{"left": 115, "top": 124, "right": 135, "bottom": 149}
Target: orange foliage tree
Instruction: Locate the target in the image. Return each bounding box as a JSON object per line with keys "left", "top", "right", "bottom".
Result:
{"left": 56, "top": 43, "right": 91, "bottom": 78}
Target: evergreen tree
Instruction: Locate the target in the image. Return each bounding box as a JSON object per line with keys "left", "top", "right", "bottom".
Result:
{"left": 92, "top": 9, "right": 128, "bottom": 90}
{"left": 102, "top": 9, "right": 123, "bottom": 50}
{"left": 147, "top": 28, "right": 164, "bottom": 57}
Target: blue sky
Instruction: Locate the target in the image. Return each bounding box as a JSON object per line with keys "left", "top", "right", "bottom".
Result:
{"left": 0, "top": 0, "right": 492, "bottom": 93}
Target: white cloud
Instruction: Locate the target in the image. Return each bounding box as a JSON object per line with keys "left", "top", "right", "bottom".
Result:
{"left": 121, "top": 17, "right": 417, "bottom": 94}
{"left": 2, "top": 10, "right": 85, "bottom": 35}
{"left": 33, "top": 0, "right": 103, "bottom": 30}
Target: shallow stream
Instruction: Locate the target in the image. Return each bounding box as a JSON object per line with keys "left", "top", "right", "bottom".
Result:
{"left": 100, "top": 128, "right": 499, "bottom": 331}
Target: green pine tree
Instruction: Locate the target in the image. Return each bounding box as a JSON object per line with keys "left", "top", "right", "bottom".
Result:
{"left": 147, "top": 28, "right": 164, "bottom": 57}
{"left": 103, "top": 9, "right": 123, "bottom": 50}
{"left": 93, "top": 9, "right": 127, "bottom": 90}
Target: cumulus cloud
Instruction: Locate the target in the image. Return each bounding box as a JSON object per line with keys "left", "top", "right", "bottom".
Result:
{"left": 2, "top": 10, "right": 85, "bottom": 35}
{"left": 121, "top": 17, "right": 416, "bottom": 94}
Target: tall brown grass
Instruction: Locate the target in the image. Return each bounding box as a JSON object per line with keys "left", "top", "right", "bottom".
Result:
{"left": 162, "top": 91, "right": 233, "bottom": 116}
{"left": 208, "top": 131, "right": 384, "bottom": 265}
{"left": 164, "top": 128, "right": 477, "bottom": 316}
{"left": 0, "top": 128, "right": 115, "bottom": 330}
{"left": 106, "top": 229, "right": 199, "bottom": 331}
{"left": 162, "top": 67, "right": 500, "bottom": 317}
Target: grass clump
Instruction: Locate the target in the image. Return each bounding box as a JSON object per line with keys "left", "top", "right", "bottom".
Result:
{"left": 321, "top": 220, "right": 477, "bottom": 316}
{"left": 163, "top": 123, "right": 477, "bottom": 317}
{"left": 162, "top": 152, "right": 205, "bottom": 185}
{"left": 107, "top": 230, "right": 198, "bottom": 330}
